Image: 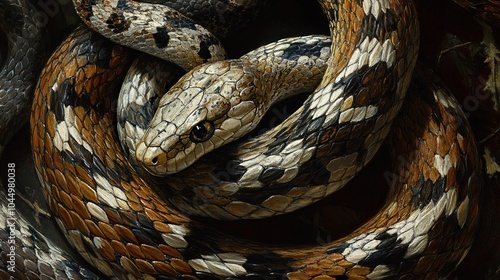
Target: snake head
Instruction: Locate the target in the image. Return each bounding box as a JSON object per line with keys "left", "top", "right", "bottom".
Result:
{"left": 135, "top": 62, "right": 258, "bottom": 176}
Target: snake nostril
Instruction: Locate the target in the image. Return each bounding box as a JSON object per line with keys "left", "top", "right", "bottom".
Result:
{"left": 151, "top": 156, "right": 158, "bottom": 165}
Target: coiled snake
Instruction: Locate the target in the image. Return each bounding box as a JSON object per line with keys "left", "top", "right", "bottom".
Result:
{"left": 1, "top": 0, "right": 482, "bottom": 278}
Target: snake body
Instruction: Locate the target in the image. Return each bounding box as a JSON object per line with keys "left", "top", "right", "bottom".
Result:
{"left": 0, "top": 0, "right": 482, "bottom": 278}
{"left": 133, "top": 0, "right": 422, "bottom": 221}
{"left": 0, "top": 0, "right": 102, "bottom": 278}
{"left": 73, "top": 0, "right": 231, "bottom": 70}
{"left": 0, "top": 0, "right": 48, "bottom": 152}
{"left": 118, "top": 35, "right": 331, "bottom": 170}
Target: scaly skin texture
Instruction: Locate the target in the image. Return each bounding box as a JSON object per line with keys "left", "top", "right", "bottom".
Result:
{"left": 0, "top": 0, "right": 48, "bottom": 151}
{"left": 28, "top": 0, "right": 481, "bottom": 279}
{"left": 0, "top": 0, "right": 100, "bottom": 279}
{"left": 134, "top": 0, "right": 421, "bottom": 220}
{"left": 135, "top": 35, "right": 331, "bottom": 176}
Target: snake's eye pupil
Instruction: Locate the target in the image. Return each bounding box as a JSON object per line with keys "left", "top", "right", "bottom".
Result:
{"left": 190, "top": 121, "right": 215, "bottom": 143}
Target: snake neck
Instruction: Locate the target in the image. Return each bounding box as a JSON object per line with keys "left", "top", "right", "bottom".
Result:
{"left": 226, "top": 0, "right": 421, "bottom": 193}
{"left": 134, "top": 0, "right": 421, "bottom": 215}
{"left": 135, "top": 36, "right": 332, "bottom": 175}
{"left": 133, "top": 0, "right": 421, "bottom": 221}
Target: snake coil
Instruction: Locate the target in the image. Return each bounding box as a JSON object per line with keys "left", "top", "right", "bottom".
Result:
{"left": 0, "top": 0, "right": 482, "bottom": 278}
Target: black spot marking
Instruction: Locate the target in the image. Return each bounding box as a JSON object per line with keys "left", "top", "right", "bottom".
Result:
{"left": 54, "top": 78, "right": 93, "bottom": 115}
{"left": 134, "top": 212, "right": 164, "bottom": 245}
{"left": 375, "top": 234, "right": 398, "bottom": 250}
{"left": 293, "top": 122, "right": 310, "bottom": 140}
{"left": 54, "top": 100, "right": 66, "bottom": 122}
{"left": 110, "top": 159, "right": 133, "bottom": 182}
{"left": 123, "top": 96, "right": 159, "bottom": 130}
{"left": 242, "top": 253, "right": 291, "bottom": 276}
{"left": 355, "top": 231, "right": 412, "bottom": 268}
{"left": 76, "top": 33, "right": 116, "bottom": 70}
{"left": 359, "top": 11, "right": 398, "bottom": 40}
{"left": 79, "top": 0, "right": 95, "bottom": 20}
{"left": 198, "top": 37, "right": 221, "bottom": 62}
{"left": 258, "top": 167, "right": 285, "bottom": 185}
{"left": 410, "top": 175, "right": 448, "bottom": 208}
{"left": 307, "top": 115, "right": 326, "bottom": 134}
{"left": 264, "top": 141, "right": 287, "bottom": 156}
{"left": 116, "top": 0, "right": 130, "bottom": 10}
{"left": 92, "top": 156, "right": 107, "bottom": 176}
{"left": 343, "top": 67, "right": 363, "bottom": 93}
{"left": 281, "top": 40, "right": 331, "bottom": 61}
{"left": 432, "top": 176, "right": 447, "bottom": 203}
{"left": 105, "top": 12, "right": 131, "bottom": 33}
{"left": 51, "top": 78, "right": 76, "bottom": 122}
{"left": 153, "top": 26, "right": 170, "bottom": 49}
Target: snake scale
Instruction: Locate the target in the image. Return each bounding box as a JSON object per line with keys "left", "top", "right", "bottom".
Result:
{"left": 1, "top": 0, "right": 482, "bottom": 279}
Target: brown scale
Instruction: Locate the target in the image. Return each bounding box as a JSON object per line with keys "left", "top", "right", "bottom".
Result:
{"left": 27, "top": 1, "right": 481, "bottom": 280}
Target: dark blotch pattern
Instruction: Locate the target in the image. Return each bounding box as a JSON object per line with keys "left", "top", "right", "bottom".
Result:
{"left": 360, "top": 232, "right": 408, "bottom": 266}
{"left": 281, "top": 40, "right": 331, "bottom": 61}
{"left": 198, "top": 37, "right": 221, "bottom": 61}
{"left": 258, "top": 167, "right": 285, "bottom": 185}
{"left": 105, "top": 12, "right": 131, "bottom": 33}
{"left": 359, "top": 10, "right": 398, "bottom": 40}
{"left": 153, "top": 26, "right": 170, "bottom": 49}
{"left": 410, "top": 175, "right": 447, "bottom": 208}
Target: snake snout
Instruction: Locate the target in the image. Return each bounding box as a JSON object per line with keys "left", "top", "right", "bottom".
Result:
{"left": 135, "top": 141, "right": 169, "bottom": 175}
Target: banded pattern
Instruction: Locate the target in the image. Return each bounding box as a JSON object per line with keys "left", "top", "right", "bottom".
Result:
{"left": 117, "top": 55, "right": 183, "bottom": 167}
{"left": 135, "top": 35, "right": 332, "bottom": 176}
{"left": 29, "top": 26, "right": 481, "bottom": 277}
{"left": 0, "top": 0, "right": 480, "bottom": 278}
{"left": 134, "top": 0, "right": 421, "bottom": 220}
{"left": 0, "top": 0, "right": 100, "bottom": 278}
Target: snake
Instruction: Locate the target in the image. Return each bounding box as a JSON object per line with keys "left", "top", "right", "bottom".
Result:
{"left": 0, "top": 0, "right": 104, "bottom": 278}
{"left": 0, "top": 0, "right": 482, "bottom": 278}
{"left": 0, "top": 0, "right": 48, "bottom": 152}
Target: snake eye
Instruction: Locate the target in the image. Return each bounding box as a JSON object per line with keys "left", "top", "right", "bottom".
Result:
{"left": 190, "top": 121, "right": 215, "bottom": 143}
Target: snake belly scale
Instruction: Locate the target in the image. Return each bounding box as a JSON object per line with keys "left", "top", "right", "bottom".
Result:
{"left": 22, "top": 0, "right": 482, "bottom": 279}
